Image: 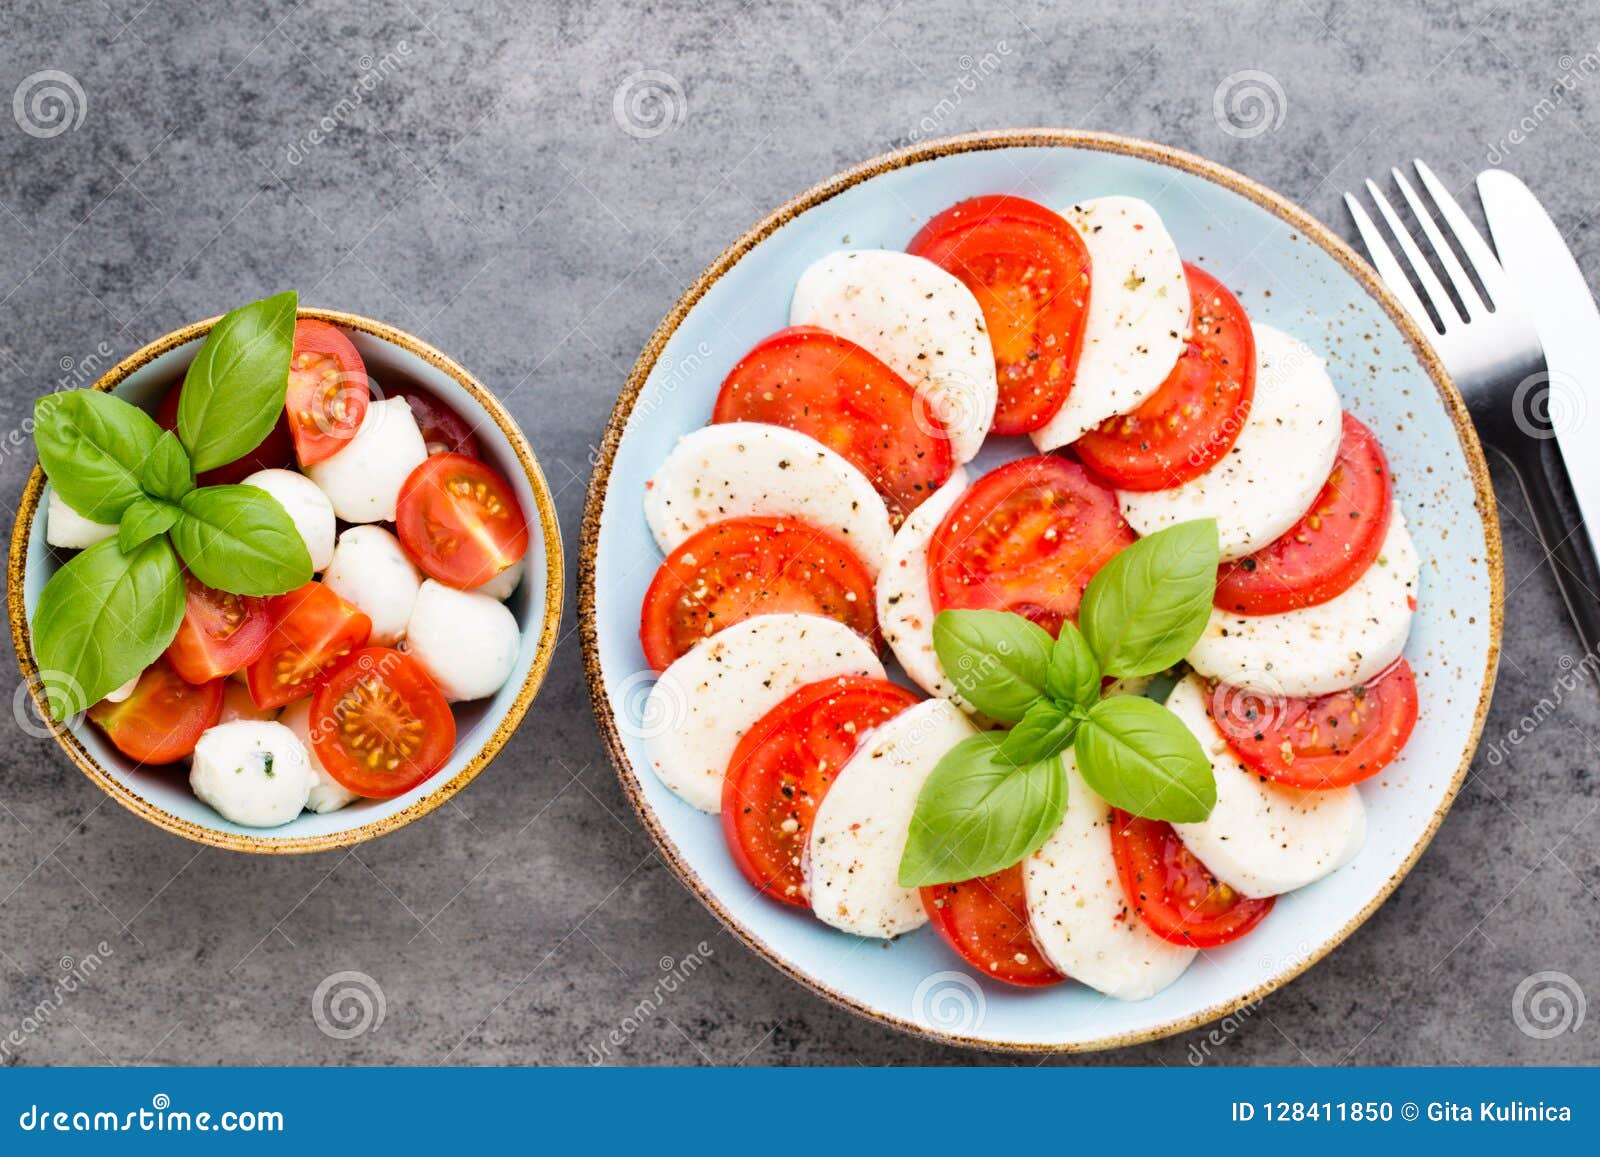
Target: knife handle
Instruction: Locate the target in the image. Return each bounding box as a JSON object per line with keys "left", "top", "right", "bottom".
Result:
{"left": 1501, "top": 433, "right": 1600, "bottom": 659}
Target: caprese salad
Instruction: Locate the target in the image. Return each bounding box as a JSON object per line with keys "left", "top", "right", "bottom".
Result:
{"left": 29, "top": 294, "right": 531, "bottom": 828}
{"left": 634, "top": 192, "right": 1421, "bottom": 1001}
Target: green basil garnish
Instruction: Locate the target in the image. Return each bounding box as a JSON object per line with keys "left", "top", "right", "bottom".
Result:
{"left": 931, "top": 609, "right": 1053, "bottom": 723}
{"left": 1079, "top": 519, "right": 1219, "bottom": 678}
{"left": 997, "top": 699, "right": 1077, "bottom": 765}
{"left": 169, "top": 485, "right": 312, "bottom": 597}
{"left": 1073, "top": 695, "right": 1215, "bottom": 823}
{"left": 177, "top": 291, "right": 297, "bottom": 473}
{"left": 33, "top": 390, "right": 162, "bottom": 523}
{"left": 140, "top": 430, "right": 194, "bottom": 502}
{"left": 116, "top": 497, "right": 180, "bottom": 553}
{"left": 1045, "top": 622, "right": 1102, "bottom": 712}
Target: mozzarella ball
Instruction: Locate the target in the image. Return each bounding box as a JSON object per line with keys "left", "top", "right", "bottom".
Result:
{"left": 101, "top": 673, "right": 139, "bottom": 705}
{"left": 403, "top": 579, "right": 519, "bottom": 701}
{"left": 279, "top": 699, "right": 359, "bottom": 814}
{"left": 218, "top": 681, "right": 277, "bottom": 724}
{"left": 242, "top": 468, "right": 336, "bottom": 571}
{"left": 321, "top": 525, "right": 422, "bottom": 645}
{"left": 189, "top": 721, "right": 313, "bottom": 828}
{"left": 472, "top": 555, "right": 524, "bottom": 602}
{"left": 45, "top": 490, "right": 116, "bottom": 550}
{"left": 307, "top": 398, "right": 428, "bottom": 523}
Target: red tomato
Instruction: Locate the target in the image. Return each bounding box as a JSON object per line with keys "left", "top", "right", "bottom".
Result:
{"left": 908, "top": 196, "right": 1092, "bottom": 435}
{"left": 721, "top": 676, "right": 921, "bottom": 906}
{"left": 929, "top": 455, "right": 1135, "bottom": 635}
{"left": 711, "top": 326, "right": 954, "bottom": 523}
{"left": 391, "top": 388, "right": 481, "bottom": 457}
{"left": 1205, "top": 660, "right": 1419, "bottom": 789}
{"left": 640, "top": 517, "right": 879, "bottom": 672}
{"left": 1214, "top": 413, "right": 1394, "bottom": 614}
{"left": 395, "top": 453, "right": 530, "bottom": 589}
{"left": 309, "top": 647, "right": 456, "bottom": 798}
{"left": 154, "top": 382, "right": 294, "bottom": 486}
{"left": 246, "top": 582, "right": 372, "bottom": 710}
{"left": 286, "top": 319, "right": 370, "bottom": 466}
{"left": 87, "top": 658, "right": 223, "bottom": 765}
{"left": 1074, "top": 264, "right": 1256, "bottom": 490}
{"left": 164, "top": 574, "right": 273, "bottom": 685}
{"left": 921, "top": 863, "right": 1064, "bottom": 987}
{"left": 1109, "top": 810, "right": 1274, "bottom": 948}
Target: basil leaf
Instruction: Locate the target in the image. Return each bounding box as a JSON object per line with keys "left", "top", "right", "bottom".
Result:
{"left": 140, "top": 430, "right": 194, "bottom": 502}
{"left": 169, "top": 485, "right": 312, "bottom": 596}
{"left": 1045, "top": 622, "right": 1102, "bottom": 712}
{"left": 117, "top": 497, "right": 180, "bottom": 553}
{"left": 177, "top": 291, "right": 297, "bottom": 472}
{"left": 898, "top": 733, "right": 1067, "bottom": 887}
{"left": 1074, "top": 695, "right": 1216, "bottom": 823}
{"left": 32, "top": 390, "right": 162, "bottom": 523}
{"left": 29, "top": 537, "right": 185, "bottom": 718}
{"left": 998, "top": 699, "right": 1078, "bottom": 765}
{"left": 1080, "top": 519, "right": 1220, "bottom": 678}
{"left": 931, "top": 609, "right": 1054, "bottom": 723}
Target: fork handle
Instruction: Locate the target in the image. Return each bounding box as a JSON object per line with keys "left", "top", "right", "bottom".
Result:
{"left": 1500, "top": 432, "right": 1600, "bottom": 658}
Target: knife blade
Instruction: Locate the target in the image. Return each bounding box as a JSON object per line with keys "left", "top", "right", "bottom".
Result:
{"left": 1478, "top": 168, "right": 1600, "bottom": 545}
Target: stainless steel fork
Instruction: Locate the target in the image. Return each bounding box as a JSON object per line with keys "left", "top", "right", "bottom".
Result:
{"left": 1345, "top": 160, "right": 1600, "bottom": 656}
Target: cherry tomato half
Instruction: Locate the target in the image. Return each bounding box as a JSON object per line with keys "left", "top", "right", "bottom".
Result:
{"left": 87, "top": 657, "right": 223, "bottom": 765}
{"left": 246, "top": 582, "right": 372, "bottom": 710}
{"left": 395, "top": 453, "right": 530, "bottom": 590}
{"left": 922, "top": 863, "right": 1064, "bottom": 987}
{"left": 309, "top": 647, "right": 456, "bottom": 798}
{"left": 285, "top": 319, "right": 370, "bottom": 467}
{"left": 1109, "top": 809, "right": 1274, "bottom": 948}
{"left": 390, "top": 388, "right": 481, "bottom": 458}
{"left": 164, "top": 573, "right": 273, "bottom": 685}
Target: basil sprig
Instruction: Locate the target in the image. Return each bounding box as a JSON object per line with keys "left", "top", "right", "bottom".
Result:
{"left": 898, "top": 519, "right": 1221, "bottom": 888}
{"left": 29, "top": 292, "right": 311, "bottom": 719}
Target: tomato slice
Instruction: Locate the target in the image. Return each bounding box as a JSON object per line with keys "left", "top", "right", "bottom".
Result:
{"left": 155, "top": 381, "right": 294, "bottom": 486}
{"left": 908, "top": 196, "right": 1092, "bottom": 435}
{"left": 309, "top": 647, "right": 456, "bottom": 798}
{"left": 87, "top": 657, "right": 223, "bottom": 765}
{"left": 640, "top": 517, "right": 879, "bottom": 671}
{"left": 391, "top": 388, "right": 481, "bottom": 457}
{"left": 1075, "top": 264, "right": 1256, "bottom": 490}
{"left": 286, "top": 319, "right": 370, "bottom": 466}
{"left": 711, "top": 326, "right": 954, "bottom": 523}
{"left": 164, "top": 574, "right": 273, "bottom": 685}
{"left": 1109, "top": 809, "right": 1274, "bottom": 948}
{"left": 921, "top": 863, "right": 1064, "bottom": 987}
{"left": 246, "top": 582, "right": 372, "bottom": 710}
{"left": 1214, "top": 413, "right": 1394, "bottom": 614}
{"left": 721, "top": 676, "right": 921, "bottom": 907}
{"left": 395, "top": 453, "right": 531, "bottom": 589}
{"left": 929, "top": 455, "right": 1135, "bottom": 635}
{"left": 1204, "top": 660, "right": 1419, "bottom": 789}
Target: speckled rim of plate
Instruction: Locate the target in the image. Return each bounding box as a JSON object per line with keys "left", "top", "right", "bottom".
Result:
{"left": 579, "top": 129, "right": 1505, "bottom": 1052}
{"left": 8, "top": 307, "right": 566, "bottom": 855}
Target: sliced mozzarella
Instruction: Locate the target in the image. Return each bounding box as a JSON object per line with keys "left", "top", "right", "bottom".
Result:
{"left": 403, "top": 579, "right": 519, "bottom": 702}
{"left": 1118, "top": 324, "right": 1341, "bottom": 559}
{"left": 1024, "top": 754, "right": 1196, "bottom": 1000}
{"left": 875, "top": 467, "right": 968, "bottom": 702}
{"left": 642, "top": 613, "right": 882, "bottom": 813}
{"left": 1030, "top": 196, "right": 1191, "bottom": 450}
{"left": 242, "top": 468, "right": 336, "bottom": 571}
{"left": 307, "top": 397, "right": 428, "bottom": 523}
{"left": 45, "top": 490, "right": 116, "bottom": 550}
{"left": 643, "top": 422, "right": 893, "bottom": 575}
{"left": 189, "top": 721, "right": 314, "bottom": 829}
{"left": 322, "top": 525, "right": 422, "bottom": 646}
{"left": 1166, "top": 674, "right": 1367, "bottom": 897}
{"left": 1187, "top": 512, "right": 1418, "bottom": 697}
{"left": 790, "top": 250, "right": 996, "bottom": 462}
{"left": 280, "top": 698, "right": 359, "bottom": 814}
{"left": 808, "top": 699, "right": 976, "bottom": 938}
{"left": 473, "top": 555, "right": 524, "bottom": 601}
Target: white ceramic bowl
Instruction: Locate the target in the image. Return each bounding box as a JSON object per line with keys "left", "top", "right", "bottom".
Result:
{"left": 9, "top": 309, "right": 564, "bottom": 853}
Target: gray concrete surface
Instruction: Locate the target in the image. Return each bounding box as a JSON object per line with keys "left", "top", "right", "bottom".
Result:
{"left": 0, "top": 0, "right": 1596, "bottom": 1067}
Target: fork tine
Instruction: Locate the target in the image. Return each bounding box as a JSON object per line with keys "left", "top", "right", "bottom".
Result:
{"left": 1363, "top": 178, "right": 1458, "bottom": 330}
{"left": 1391, "top": 167, "right": 1486, "bottom": 319}
{"left": 1344, "top": 192, "right": 1436, "bottom": 335}
{"left": 1412, "top": 159, "right": 1516, "bottom": 309}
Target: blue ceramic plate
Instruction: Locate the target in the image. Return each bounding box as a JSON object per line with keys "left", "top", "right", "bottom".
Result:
{"left": 10, "top": 310, "right": 565, "bottom": 853}
{"left": 582, "top": 132, "right": 1502, "bottom": 1051}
